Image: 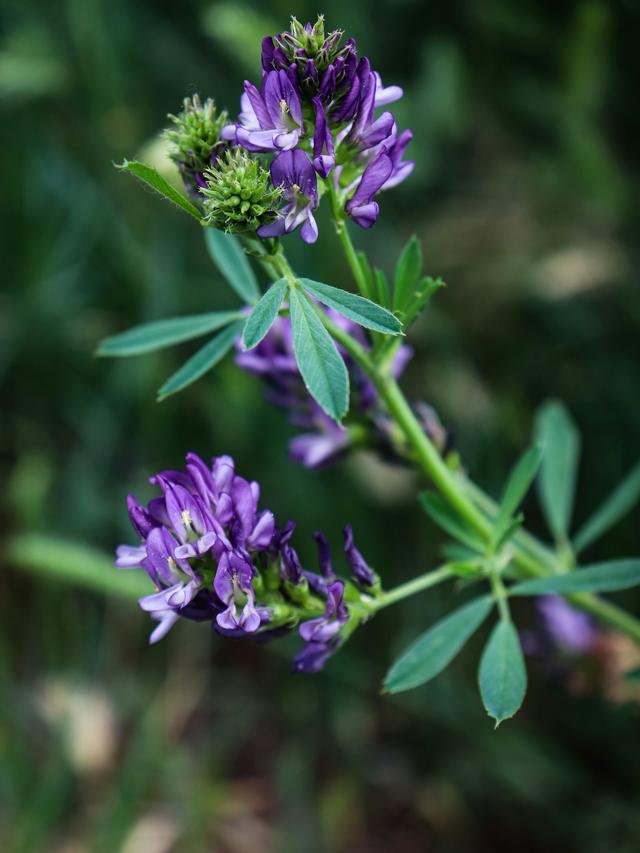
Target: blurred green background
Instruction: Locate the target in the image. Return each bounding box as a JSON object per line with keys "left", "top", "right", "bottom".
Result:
{"left": 2, "top": 0, "right": 640, "bottom": 850}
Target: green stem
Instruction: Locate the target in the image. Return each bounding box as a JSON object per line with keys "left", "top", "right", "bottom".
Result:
{"left": 374, "top": 566, "right": 453, "bottom": 611}
{"left": 326, "top": 181, "right": 372, "bottom": 299}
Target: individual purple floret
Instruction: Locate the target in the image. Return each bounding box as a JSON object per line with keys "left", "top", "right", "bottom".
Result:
{"left": 257, "top": 149, "right": 319, "bottom": 243}
{"left": 538, "top": 596, "right": 598, "bottom": 654}
{"left": 116, "top": 452, "right": 377, "bottom": 672}
{"left": 222, "top": 70, "right": 304, "bottom": 153}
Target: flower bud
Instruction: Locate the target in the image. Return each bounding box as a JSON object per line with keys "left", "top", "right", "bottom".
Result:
{"left": 164, "top": 95, "right": 228, "bottom": 194}
{"left": 200, "top": 148, "right": 283, "bottom": 233}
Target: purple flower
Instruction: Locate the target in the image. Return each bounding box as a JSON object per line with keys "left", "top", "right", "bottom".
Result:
{"left": 214, "top": 551, "right": 261, "bottom": 633}
{"left": 312, "top": 98, "right": 335, "bottom": 178}
{"left": 292, "top": 640, "right": 338, "bottom": 673}
{"left": 373, "top": 71, "right": 403, "bottom": 107}
{"left": 538, "top": 596, "right": 598, "bottom": 654}
{"left": 116, "top": 451, "right": 367, "bottom": 672}
{"left": 343, "top": 525, "right": 377, "bottom": 587}
{"left": 235, "top": 313, "right": 440, "bottom": 470}
{"left": 299, "top": 580, "right": 348, "bottom": 642}
{"left": 380, "top": 127, "right": 414, "bottom": 190}
{"left": 345, "top": 152, "right": 393, "bottom": 228}
{"left": 257, "top": 149, "right": 319, "bottom": 244}
{"left": 222, "top": 70, "right": 304, "bottom": 153}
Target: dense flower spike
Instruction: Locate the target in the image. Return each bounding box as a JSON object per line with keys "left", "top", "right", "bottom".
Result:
{"left": 235, "top": 314, "right": 446, "bottom": 468}
{"left": 212, "top": 14, "right": 413, "bottom": 241}
{"left": 164, "top": 95, "right": 229, "bottom": 196}
{"left": 116, "top": 452, "right": 377, "bottom": 671}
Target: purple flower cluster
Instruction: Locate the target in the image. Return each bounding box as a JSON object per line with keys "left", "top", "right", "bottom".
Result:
{"left": 236, "top": 311, "right": 446, "bottom": 469}
{"left": 219, "top": 15, "right": 413, "bottom": 242}
{"left": 116, "top": 452, "right": 377, "bottom": 671}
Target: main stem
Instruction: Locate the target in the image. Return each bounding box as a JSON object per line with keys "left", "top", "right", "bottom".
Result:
{"left": 269, "top": 237, "right": 640, "bottom": 643}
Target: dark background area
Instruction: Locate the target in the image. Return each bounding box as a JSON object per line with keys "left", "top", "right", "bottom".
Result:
{"left": 1, "top": 0, "right": 640, "bottom": 850}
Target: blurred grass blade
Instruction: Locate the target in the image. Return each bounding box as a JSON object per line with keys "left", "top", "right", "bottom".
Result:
{"left": 511, "top": 559, "right": 640, "bottom": 595}
{"left": 393, "top": 235, "right": 422, "bottom": 311}
{"left": 204, "top": 228, "right": 260, "bottom": 304}
{"left": 299, "top": 278, "right": 403, "bottom": 335}
{"left": 478, "top": 620, "right": 527, "bottom": 727}
{"left": 157, "top": 319, "right": 243, "bottom": 400}
{"left": 116, "top": 160, "right": 203, "bottom": 220}
{"left": 383, "top": 595, "right": 493, "bottom": 693}
{"left": 534, "top": 400, "right": 581, "bottom": 540}
{"left": 420, "top": 491, "right": 486, "bottom": 551}
{"left": 5, "top": 534, "right": 149, "bottom": 600}
{"left": 288, "top": 288, "right": 349, "bottom": 423}
{"left": 492, "top": 445, "right": 543, "bottom": 546}
{"left": 242, "top": 278, "right": 287, "bottom": 350}
{"left": 573, "top": 461, "right": 640, "bottom": 554}
{"left": 97, "top": 311, "right": 242, "bottom": 357}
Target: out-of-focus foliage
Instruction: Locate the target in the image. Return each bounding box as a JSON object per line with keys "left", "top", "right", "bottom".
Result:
{"left": 2, "top": 0, "right": 640, "bottom": 850}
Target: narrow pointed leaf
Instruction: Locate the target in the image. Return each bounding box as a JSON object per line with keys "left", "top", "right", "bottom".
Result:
{"left": 288, "top": 288, "right": 349, "bottom": 422}
{"left": 534, "top": 401, "right": 580, "bottom": 539}
{"left": 393, "top": 235, "right": 422, "bottom": 311}
{"left": 357, "top": 250, "right": 375, "bottom": 299}
{"left": 374, "top": 268, "right": 390, "bottom": 307}
{"left": 204, "top": 229, "right": 260, "bottom": 304}
{"left": 511, "top": 559, "right": 640, "bottom": 596}
{"left": 242, "top": 278, "right": 287, "bottom": 350}
{"left": 492, "top": 445, "right": 543, "bottom": 545}
{"left": 116, "top": 160, "right": 203, "bottom": 220}
{"left": 157, "top": 320, "right": 243, "bottom": 400}
{"left": 403, "top": 276, "right": 445, "bottom": 326}
{"left": 299, "top": 278, "right": 403, "bottom": 335}
{"left": 574, "top": 461, "right": 640, "bottom": 553}
{"left": 478, "top": 620, "right": 527, "bottom": 726}
{"left": 383, "top": 596, "right": 493, "bottom": 693}
{"left": 420, "top": 491, "right": 485, "bottom": 551}
{"left": 97, "top": 311, "right": 242, "bottom": 357}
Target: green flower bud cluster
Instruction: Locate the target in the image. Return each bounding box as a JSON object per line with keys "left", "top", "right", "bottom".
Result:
{"left": 200, "top": 149, "right": 282, "bottom": 233}
{"left": 164, "top": 95, "right": 228, "bottom": 178}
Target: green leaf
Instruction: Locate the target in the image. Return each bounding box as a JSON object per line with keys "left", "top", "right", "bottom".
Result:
{"left": 383, "top": 596, "right": 493, "bottom": 693}
{"left": 288, "top": 288, "right": 349, "bottom": 422}
{"left": 116, "top": 160, "right": 203, "bottom": 221}
{"left": 420, "top": 491, "right": 486, "bottom": 551}
{"left": 393, "top": 235, "right": 422, "bottom": 311}
{"left": 357, "top": 250, "right": 375, "bottom": 297}
{"left": 511, "top": 559, "right": 640, "bottom": 596}
{"left": 204, "top": 228, "right": 260, "bottom": 305}
{"left": 478, "top": 620, "right": 527, "bottom": 726}
{"left": 299, "top": 278, "right": 403, "bottom": 335}
{"left": 573, "top": 461, "right": 640, "bottom": 554}
{"left": 374, "top": 268, "right": 391, "bottom": 307}
{"left": 403, "top": 276, "right": 445, "bottom": 326}
{"left": 242, "top": 278, "right": 287, "bottom": 350}
{"left": 97, "top": 311, "right": 242, "bottom": 357}
{"left": 157, "top": 320, "right": 243, "bottom": 400}
{"left": 534, "top": 400, "right": 581, "bottom": 539}
{"left": 492, "top": 445, "right": 543, "bottom": 546}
